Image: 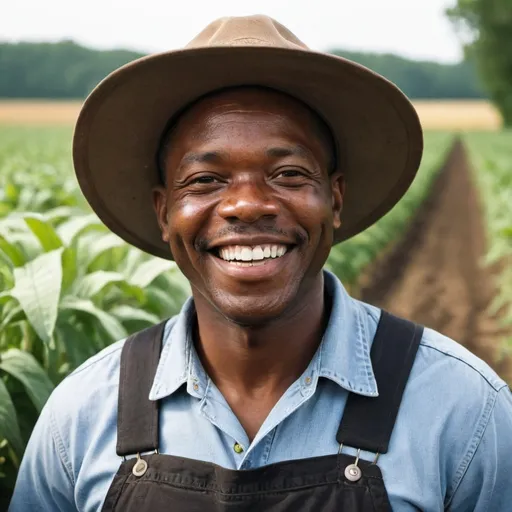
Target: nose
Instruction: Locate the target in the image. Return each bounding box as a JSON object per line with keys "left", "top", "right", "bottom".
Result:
{"left": 217, "top": 178, "right": 279, "bottom": 223}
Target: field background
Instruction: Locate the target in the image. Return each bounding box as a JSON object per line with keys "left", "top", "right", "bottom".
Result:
{"left": 0, "top": 99, "right": 503, "bottom": 130}
{"left": 3, "top": 0, "right": 512, "bottom": 505}
{"left": 0, "top": 99, "right": 511, "bottom": 509}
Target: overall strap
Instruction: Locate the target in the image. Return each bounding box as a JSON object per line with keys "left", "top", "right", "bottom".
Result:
{"left": 116, "top": 320, "right": 167, "bottom": 457}
{"left": 336, "top": 310, "right": 423, "bottom": 454}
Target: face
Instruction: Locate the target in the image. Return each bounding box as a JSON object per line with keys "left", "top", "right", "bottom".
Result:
{"left": 153, "top": 88, "right": 344, "bottom": 325}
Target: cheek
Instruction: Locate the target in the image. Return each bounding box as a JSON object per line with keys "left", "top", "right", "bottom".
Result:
{"left": 167, "top": 197, "right": 211, "bottom": 250}
{"left": 291, "top": 188, "right": 334, "bottom": 237}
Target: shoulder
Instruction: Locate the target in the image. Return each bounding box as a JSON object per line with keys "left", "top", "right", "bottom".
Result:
{"left": 358, "top": 301, "right": 512, "bottom": 502}
{"left": 358, "top": 300, "right": 508, "bottom": 450}
{"left": 50, "top": 338, "right": 125, "bottom": 412}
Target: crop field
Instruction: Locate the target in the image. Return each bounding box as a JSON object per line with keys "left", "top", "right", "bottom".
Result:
{"left": 0, "top": 123, "right": 511, "bottom": 505}
{"left": 0, "top": 99, "right": 502, "bottom": 130}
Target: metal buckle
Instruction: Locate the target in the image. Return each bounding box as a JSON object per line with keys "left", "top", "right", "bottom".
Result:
{"left": 122, "top": 448, "right": 158, "bottom": 462}
{"left": 132, "top": 453, "right": 148, "bottom": 477}
{"left": 338, "top": 444, "right": 380, "bottom": 483}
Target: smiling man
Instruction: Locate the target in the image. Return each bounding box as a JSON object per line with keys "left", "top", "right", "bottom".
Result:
{"left": 9, "top": 15, "right": 512, "bottom": 512}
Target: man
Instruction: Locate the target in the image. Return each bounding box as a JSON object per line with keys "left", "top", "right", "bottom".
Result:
{"left": 9, "top": 14, "right": 512, "bottom": 512}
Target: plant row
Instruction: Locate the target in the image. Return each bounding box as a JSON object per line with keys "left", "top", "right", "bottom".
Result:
{"left": 464, "top": 132, "right": 512, "bottom": 346}
{"left": 326, "top": 132, "right": 454, "bottom": 292}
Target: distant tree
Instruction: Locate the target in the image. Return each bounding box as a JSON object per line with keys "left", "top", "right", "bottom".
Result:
{"left": 0, "top": 40, "right": 487, "bottom": 101}
{"left": 0, "top": 41, "right": 143, "bottom": 98}
{"left": 331, "top": 50, "right": 486, "bottom": 100}
{"left": 447, "top": 0, "right": 512, "bottom": 126}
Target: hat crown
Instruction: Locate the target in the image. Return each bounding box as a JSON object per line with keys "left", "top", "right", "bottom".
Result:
{"left": 185, "top": 15, "right": 309, "bottom": 51}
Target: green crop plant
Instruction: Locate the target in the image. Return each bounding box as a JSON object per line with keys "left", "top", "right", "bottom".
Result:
{"left": 0, "top": 127, "right": 191, "bottom": 504}
{"left": 464, "top": 132, "right": 512, "bottom": 352}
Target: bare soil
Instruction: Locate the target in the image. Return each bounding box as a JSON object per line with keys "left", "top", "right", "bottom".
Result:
{"left": 360, "top": 140, "right": 512, "bottom": 382}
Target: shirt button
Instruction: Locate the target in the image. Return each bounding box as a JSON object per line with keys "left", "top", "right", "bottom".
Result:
{"left": 193, "top": 382, "right": 199, "bottom": 391}
{"left": 233, "top": 443, "right": 244, "bottom": 454}
{"left": 304, "top": 376, "right": 312, "bottom": 386}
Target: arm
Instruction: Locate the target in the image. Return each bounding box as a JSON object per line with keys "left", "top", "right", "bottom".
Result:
{"left": 448, "top": 385, "right": 512, "bottom": 511}
{"left": 8, "top": 396, "right": 76, "bottom": 512}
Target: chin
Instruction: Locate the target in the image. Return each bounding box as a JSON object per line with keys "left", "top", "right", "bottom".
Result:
{"left": 211, "top": 290, "right": 298, "bottom": 327}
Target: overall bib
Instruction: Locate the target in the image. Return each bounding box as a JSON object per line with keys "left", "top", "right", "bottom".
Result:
{"left": 102, "top": 311, "right": 423, "bottom": 512}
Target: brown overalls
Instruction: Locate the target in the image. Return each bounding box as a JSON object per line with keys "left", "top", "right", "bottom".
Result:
{"left": 102, "top": 311, "right": 423, "bottom": 511}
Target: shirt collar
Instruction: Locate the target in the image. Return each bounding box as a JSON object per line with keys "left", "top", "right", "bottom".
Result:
{"left": 149, "top": 270, "right": 378, "bottom": 401}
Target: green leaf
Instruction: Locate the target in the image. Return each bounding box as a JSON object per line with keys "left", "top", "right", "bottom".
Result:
{"left": 0, "top": 349, "right": 54, "bottom": 412}
{"left": 56, "top": 214, "right": 104, "bottom": 245}
{"left": 0, "top": 300, "right": 24, "bottom": 332}
{"left": 81, "top": 233, "right": 125, "bottom": 268}
{"left": 60, "top": 297, "right": 127, "bottom": 342}
{"left": 24, "top": 215, "right": 63, "bottom": 252}
{"left": 110, "top": 305, "right": 160, "bottom": 325}
{"left": 55, "top": 323, "right": 96, "bottom": 370}
{"left": 42, "top": 206, "right": 75, "bottom": 223}
{"left": 129, "top": 259, "right": 176, "bottom": 288}
{"left": 0, "top": 378, "right": 24, "bottom": 458}
{"left": 61, "top": 246, "right": 78, "bottom": 294}
{"left": 11, "top": 249, "right": 63, "bottom": 345}
{"left": 74, "top": 271, "right": 124, "bottom": 300}
{"left": 0, "top": 233, "right": 25, "bottom": 267}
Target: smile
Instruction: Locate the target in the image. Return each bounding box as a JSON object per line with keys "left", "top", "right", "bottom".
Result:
{"left": 217, "top": 244, "right": 288, "bottom": 266}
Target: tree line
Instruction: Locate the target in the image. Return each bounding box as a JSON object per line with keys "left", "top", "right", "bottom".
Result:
{"left": 448, "top": 0, "right": 512, "bottom": 126}
{"left": 0, "top": 40, "right": 486, "bottom": 100}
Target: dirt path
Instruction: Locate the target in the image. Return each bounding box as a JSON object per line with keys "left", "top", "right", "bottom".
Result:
{"left": 360, "top": 140, "right": 512, "bottom": 381}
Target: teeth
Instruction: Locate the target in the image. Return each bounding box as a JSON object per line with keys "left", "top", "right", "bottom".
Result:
{"left": 241, "top": 247, "right": 252, "bottom": 261}
{"left": 252, "top": 246, "right": 264, "bottom": 260}
{"left": 217, "top": 244, "right": 289, "bottom": 262}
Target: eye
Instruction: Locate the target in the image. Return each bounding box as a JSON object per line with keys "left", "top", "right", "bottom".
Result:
{"left": 272, "top": 168, "right": 312, "bottom": 187}
{"left": 179, "top": 173, "right": 224, "bottom": 193}
{"left": 190, "top": 175, "right": 218, "bottom": 185}
{"left": 276, "top": 169, "right": 304, "bottom": 178}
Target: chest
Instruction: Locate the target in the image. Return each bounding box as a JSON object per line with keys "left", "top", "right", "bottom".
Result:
{"left": 75, "top": 379, "right": 447, "bottom": 512}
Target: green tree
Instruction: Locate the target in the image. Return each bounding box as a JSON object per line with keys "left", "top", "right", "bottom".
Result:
{"left": 447, "top": 0, "right": 512, "bottom": 126}
{"left": 0, "top": 41, "right": 487, "bottom": 101}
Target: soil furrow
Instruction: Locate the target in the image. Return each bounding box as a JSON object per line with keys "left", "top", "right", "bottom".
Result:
{"left": 360, "top": 140, "right": 512, "bottom": 381}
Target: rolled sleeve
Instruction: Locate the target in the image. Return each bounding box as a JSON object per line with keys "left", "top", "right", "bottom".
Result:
{"left": 448, "top": 385, "right": 512, "bottom": 511}
{"left": 8, "top": 395, "right": 76, "bottom": 512}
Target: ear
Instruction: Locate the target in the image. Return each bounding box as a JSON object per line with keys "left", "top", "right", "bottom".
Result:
{"left": 330, "top": 171, "right": 344, "bottom": 230}
{"left": 152, "top": 185, "right": 170, "bottom": 243}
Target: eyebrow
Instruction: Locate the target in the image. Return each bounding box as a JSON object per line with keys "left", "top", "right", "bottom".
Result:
{"left": 266, "top": 145, "right": 313, "bottom": 160}
{"left": 180, "top": 151, "right": 227, "bottom": 167}
{"left": 178, "top": 145, "right": 314, "bottom": 170}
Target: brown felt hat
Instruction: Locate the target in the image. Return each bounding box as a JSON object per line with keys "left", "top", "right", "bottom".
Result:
{"left": 73, "top": 14, "right": 423, "bottom": 260}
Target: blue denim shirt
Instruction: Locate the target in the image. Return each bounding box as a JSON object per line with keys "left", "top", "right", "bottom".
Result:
{"left": 9, "top": 271, "right": 512, "bottom": 511}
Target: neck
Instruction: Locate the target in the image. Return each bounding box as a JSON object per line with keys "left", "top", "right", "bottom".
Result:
{"left": 192, "top": 275, "right": 328, "bottom": 397}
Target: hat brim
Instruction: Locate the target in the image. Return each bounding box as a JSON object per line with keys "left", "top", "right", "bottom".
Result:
{"left": 73, "top": 46, "right": 423, "bottom": 260}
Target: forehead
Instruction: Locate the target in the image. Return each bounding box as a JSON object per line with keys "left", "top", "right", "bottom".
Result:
{"left": 167, "top": 87, "right": 332, "bottom": 149}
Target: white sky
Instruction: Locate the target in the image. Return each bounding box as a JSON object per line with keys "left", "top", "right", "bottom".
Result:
{"left": 1, "top": 0, "right": 464, "bottom": 63}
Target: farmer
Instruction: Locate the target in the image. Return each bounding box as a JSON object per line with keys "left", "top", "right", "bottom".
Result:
{"left": 9, "top": 15, "right": 512, "bottom": 512}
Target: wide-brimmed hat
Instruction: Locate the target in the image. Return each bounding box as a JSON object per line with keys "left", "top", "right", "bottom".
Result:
{"left": 73, "top": 15, "right": 423, "bottom": 260}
